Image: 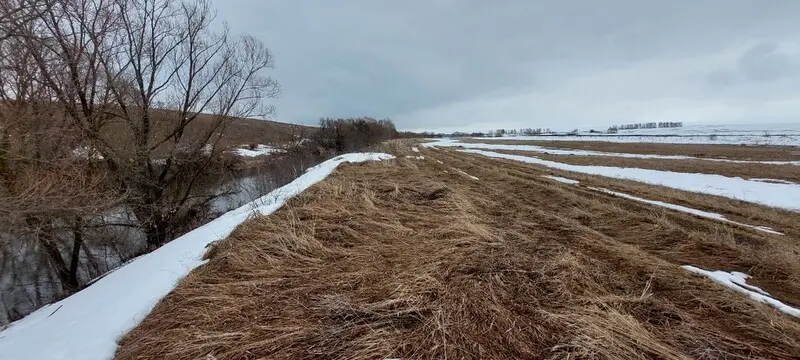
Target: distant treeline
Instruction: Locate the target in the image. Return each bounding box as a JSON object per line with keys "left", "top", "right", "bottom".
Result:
{"left": 608, "top": 122, "right": 683, "bottom": 133}
{"left": 399, "top": 128, "right": 555, "bottom": 138}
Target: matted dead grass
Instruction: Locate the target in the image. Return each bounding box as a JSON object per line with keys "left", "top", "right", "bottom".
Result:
{"left": 452, "top": 148, "right": 800, "bottom": 239}
{"left": 461, "top": 138, "right": 800, "bottom": 161}
{"left": 116, "top": 148, "right": 800, "bottom": 360}
{"left": 432, "top": 150, "right": 800, "bottom": 304}
{"left": 491, "top": 149, "right": 800, "bottom": 184}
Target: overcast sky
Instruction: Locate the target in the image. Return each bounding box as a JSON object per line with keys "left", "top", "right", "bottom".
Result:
{"left": 214, "top": 1, "right": 800, "bottom": 132}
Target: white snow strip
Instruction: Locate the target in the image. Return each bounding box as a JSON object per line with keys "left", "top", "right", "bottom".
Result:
{"left": 460, "top": 149, "right": 800, "bottom": 212}
{"left": 682, "top": 265, "right": 800, "bottom": 318}
{"left": 588, "top": 187, "right": 783, "bottom": 235}
{"left": 0, "top": 153, "right": 394, "bottom": 360}
{"left": 233, "top": 144, "right": 283, "bottom": 157}
{"left": 425, "top": 138, "right": 800, "bottom": 165}
{"left": 435, "top": 159, "right": 444, "bottom": 164}
{"left": 749, "top": 178, "right": 797, "bottom": 185}
{"left": 412, "top": 147, "right": 420, "bottom": 153}
{"left": 541, "top": 175, "right": 580, "bottom": 185}
{"left": 453, "top": 168, "right": 479, "bottom": 181}
{"left": 405, "top": 155, "right": 425, "bottom": 160}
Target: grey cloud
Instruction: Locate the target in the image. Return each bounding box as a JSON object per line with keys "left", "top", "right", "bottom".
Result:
{"left": 706, "top": 70, "right": 739, "bottom": 88}
{"left": 214, "top": 0, "right": 800, "bottom": 130}
{"left": 737, "top": 42, "right": 800, "bottom": 82}
{"left": 706, "top": 41, "right": 800, "bottom": 96}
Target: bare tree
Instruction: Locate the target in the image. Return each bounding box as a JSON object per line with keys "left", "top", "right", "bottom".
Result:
{"left": 12, "top": 0, "right": 279, "bottom": 246}
{"left": 0, "top": 0, "right": 55, "bottom": 41}
{"left": 0, "top": 0, "right": 120, "bottom": 296}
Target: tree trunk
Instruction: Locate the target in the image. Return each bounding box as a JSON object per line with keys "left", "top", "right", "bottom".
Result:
{"left": 29, "top": 218, "right": 73, "bottom": 292}
{"left": 144, "top": 217, "right": 169, "bottom": 249}
{"left": 67, "top": 217, "right": 83, "bottom": 290}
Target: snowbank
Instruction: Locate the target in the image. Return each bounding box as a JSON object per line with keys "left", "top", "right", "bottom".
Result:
{"left": 0, "top": 153, "right": 394, "bottom": 360}
{"left": 460, "top": 149, "right": 800, "bottom": 212}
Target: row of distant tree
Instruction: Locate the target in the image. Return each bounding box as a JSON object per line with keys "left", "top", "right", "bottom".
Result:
{"left": 607, "top": 122, "right": 683, "bottom": 133}
{"left": 399, "top": 128, "right": 556, "bottom": 138}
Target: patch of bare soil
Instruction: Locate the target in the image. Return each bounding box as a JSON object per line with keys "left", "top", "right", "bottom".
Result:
{"left": 492, "top": 149, "right": 800, "bottom": 184}
{"left": 115, "top": 145, "right": 800, "bottom": 360}
{"left": 461, "top": 138, "right": 800, "bottom": 161}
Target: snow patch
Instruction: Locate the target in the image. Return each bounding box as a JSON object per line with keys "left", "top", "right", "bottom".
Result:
{"left": 453, "top": 168, "right": 479, "bottom": 181}
{"left": 0, "top": 153, "right": 394, "bottom": 360}
{"left": 682, "top": 266, "right": 800, "bottom": 318}
{"left": 541, "top": 175, "right": 580, "bottom": 185}
{"left": 233, "top": 144, "right": 283, "bottom": 157}
{"left": 71, "top": 146, "right": 104, "bottom": 160}
{"left": 405, "top": 155, "right": 425, "bottom": 160}
{"left": 412, "top": 147, "right": 420, "bottom": 153}
{"left": 588, "top": 187, "right": 783, "bottom": 235}
{"left": 201, "top": 143, "right": 213, "bottom": 155}
{"left": 460, "top": 149, "right": 800, "bottom": 212}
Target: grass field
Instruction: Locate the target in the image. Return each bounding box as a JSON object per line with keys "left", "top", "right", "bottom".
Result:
{"left": 114, "top": 139, "right": 800, "bottom": 359}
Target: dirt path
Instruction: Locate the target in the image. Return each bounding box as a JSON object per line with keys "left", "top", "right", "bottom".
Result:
{"left": 115, "top": 145, "right": 800, "bottom": 360}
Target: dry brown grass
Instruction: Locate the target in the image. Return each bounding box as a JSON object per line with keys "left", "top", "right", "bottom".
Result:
{"left": 462, "top": 149, "right": 800, "bottom": 238}
{"left": 462, "top": 138, "right": 800, "bottom": 161}
{"left": 115, "top": 146, "right": 800, "bottom": 360}
{"left": 1, "top": 103, "right": 312, "bottom": 155}
{"left": 493, "top": 149, "right": 800, "bottom": 184}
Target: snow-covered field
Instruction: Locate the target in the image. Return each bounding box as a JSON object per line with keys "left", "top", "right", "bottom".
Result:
{"left": 501, "top": 123, "right": 800, "bottom": 146}
{"left": 0, "top": 153, "right": 394, "bottom": 360}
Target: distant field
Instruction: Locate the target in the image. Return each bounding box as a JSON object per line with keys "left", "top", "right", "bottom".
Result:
{"left": 498, "top": 123, "right": 800, "bottom": 146}
{"left": 115, "top": 138, "right": 800, "bottom": 359}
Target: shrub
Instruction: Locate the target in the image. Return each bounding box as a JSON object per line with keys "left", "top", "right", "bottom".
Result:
{"left": 315, "top": 117, "right": 398, "bottom": 153}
